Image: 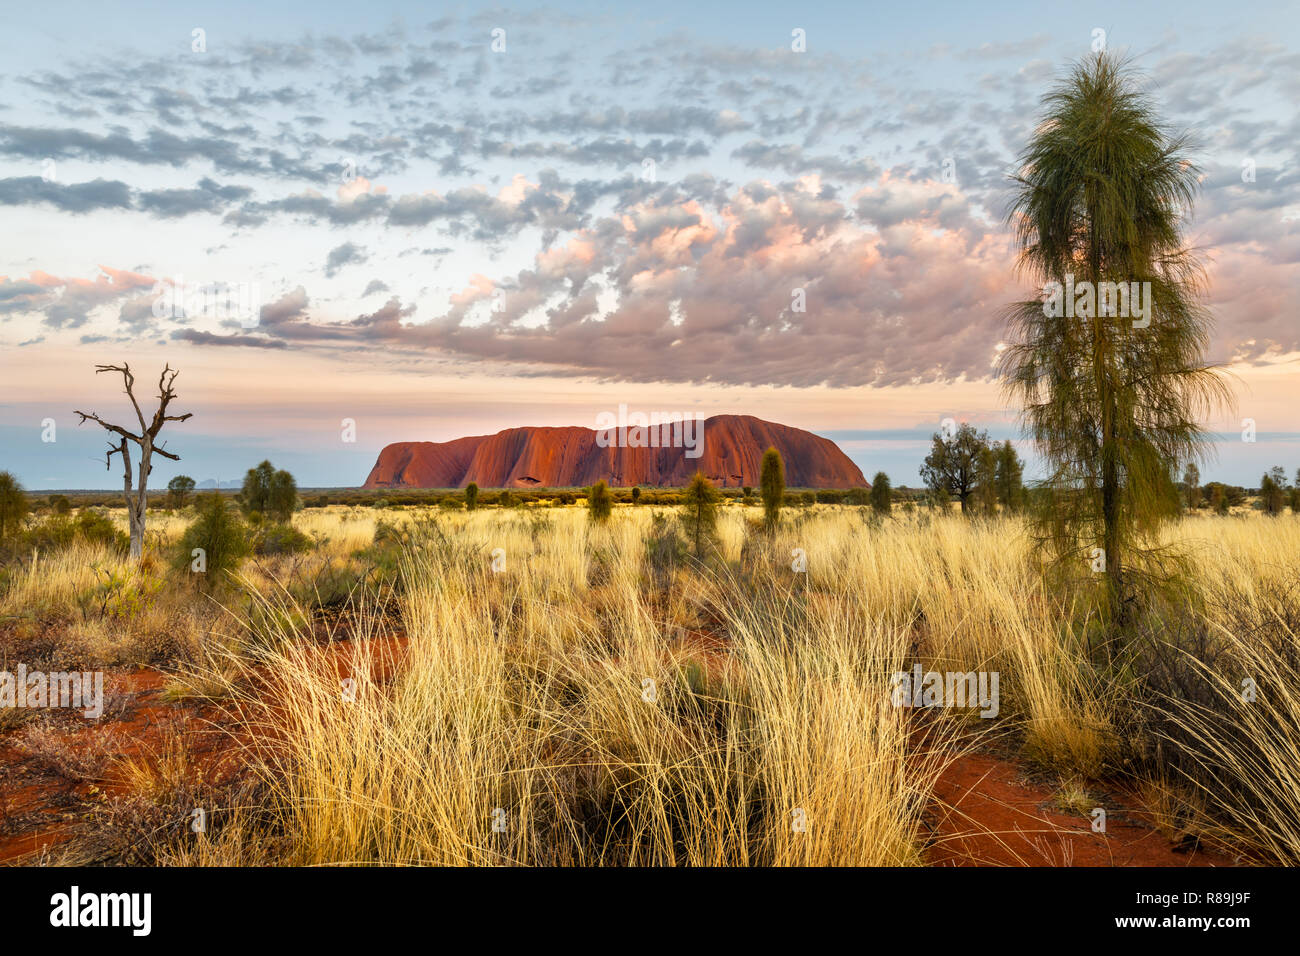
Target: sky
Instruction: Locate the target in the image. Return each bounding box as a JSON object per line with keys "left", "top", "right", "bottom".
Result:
{"left": 1, "top": 0, "right": 1297, "bottom": 489}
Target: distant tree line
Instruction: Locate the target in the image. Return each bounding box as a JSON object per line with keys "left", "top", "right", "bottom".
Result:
{"left": 1181, "top": 464, "right": 1300, "bottom": 517}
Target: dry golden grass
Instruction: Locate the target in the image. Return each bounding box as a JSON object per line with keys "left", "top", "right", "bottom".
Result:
{"left": 196, "top": 506, "right": 969, "bottom": 865}
{"left": 6, "top": 502, "right": 1300, "bottom": 865}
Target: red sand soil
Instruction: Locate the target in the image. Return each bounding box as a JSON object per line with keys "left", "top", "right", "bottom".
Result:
{"left": 0, "top": 666, "right": 235, "bottom": 863}
{"left": 0, "top": 629, "right": 408, "bottom": 865}
{"left": 926, "top": 750, "right": 1243, "bottom": 866}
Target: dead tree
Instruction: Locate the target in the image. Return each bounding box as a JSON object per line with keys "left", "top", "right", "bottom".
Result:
{"left": 75, "top": 363, "right": 192, "bottom": 559}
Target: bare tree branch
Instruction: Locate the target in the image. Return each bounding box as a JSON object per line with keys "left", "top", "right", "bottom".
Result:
{"left": 102, "top": 440, "right": 125, "bottom": 471}
{"left": 92, "top": 363, "right": 149, "bottom": 435}
{"left": 147, "top": 364, "right": 192, "bottom": 436}
{"left": 74, "top": 409, "right": 141, "bottom": 444}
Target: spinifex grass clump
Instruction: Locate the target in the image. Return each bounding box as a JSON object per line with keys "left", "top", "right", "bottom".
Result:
{"left": 1131, "top": 574, "right": 1300, "bottom": 863}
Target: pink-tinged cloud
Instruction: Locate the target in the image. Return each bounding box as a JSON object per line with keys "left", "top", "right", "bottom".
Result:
{"left": 1, "top": 266, "right": 160, "bottom": 330}
{"left": 329, "top": 174, "right": 1027, "bottom": 387}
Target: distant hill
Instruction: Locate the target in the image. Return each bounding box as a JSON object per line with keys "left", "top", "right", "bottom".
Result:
{"left": 364, "top": 414, "right": 868, "bottom": 489}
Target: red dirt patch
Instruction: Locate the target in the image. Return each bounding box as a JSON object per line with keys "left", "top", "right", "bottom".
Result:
{"left": 926, "top": 751, "right": 1243, "bottom": 867}
{"left": 0, "top": 666, "right": 239, "bottom": 864}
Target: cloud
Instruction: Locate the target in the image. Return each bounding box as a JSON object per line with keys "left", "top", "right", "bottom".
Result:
{"left": 324, "top": 241, "right": 369, "bottom": 277}
{"left": 2, "top": 18, "right": 1297, "bottom": 386}
{"left": 168, "top": 178, "right": 1021, "bottom": 384}
{"left": 172, "top": 329, "right": 289, "bottom": 349}
{"left": 258, "top": 286, "right": 311, "bottom": 328}
{"left": 732, "top": 142, "right": 881, "bottom": 181}
{"left": 1, "top": 266, "right": 158, "bottom": 329}
{"left": 0, "top": 176, "right": 132, "bottom": 213}
{"left": 137, "top": 178, "right": 253, "bottom": 217}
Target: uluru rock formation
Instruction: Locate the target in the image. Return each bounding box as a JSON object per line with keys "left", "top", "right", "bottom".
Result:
{"left": 364, "top": 414, "right": 868, "bottom": 489}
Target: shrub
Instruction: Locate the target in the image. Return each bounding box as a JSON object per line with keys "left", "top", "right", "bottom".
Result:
{"left": 761, "top": 447, "right": 784, "bottom": 530}
{"left": 253, "top": 522, "right": 313, "bottom": 556}
{"left": 1204, "top": 482, "right": 1244, "bottom": 511}
{"left": 167, "top": 475, "right": 196, "bottom": 509}
{"left": 439, "top": 496, "right": 463, "bottom": 511}
{"left": 588, "top": 480, "right": 613, "bottom": 523}
{"left": 870, "top": 472, "right": 892, "bottom": 515}
{"left": 1259, "top": 472, "right": 1286, "bottom": 516}
{"left": 465, "top": 482, "right": 479, "bottom": 511}
{"left": 680, "top": 471, "right": 720, "bottom": 559}
{"left": 0, "top": 471, "right": 28, "bottom": 541}
{"left": 175, "top": 493, "right": 251, "bottom": 586}
{"left": 75, "top": 509, "right": 131, "bottom": 550}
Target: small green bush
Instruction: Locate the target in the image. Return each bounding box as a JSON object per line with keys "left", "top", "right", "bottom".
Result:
{"left": 20, "top": 510, "right": 129, "bottom": 553}
{"left": 588, "top": 480, "right": 613, "bottom": 523}
{"left": 254, "top": 522, "right": 313, "bottom": 556}
{"left": 175, "top": 493, "right": 251, "bottom": 586}
{"left": 76, "top": 510, "right": 131, "bottom": 549}
{"left": 0, "top": 471, "right": 29, "bottom": 541}
{"left": 761, "top": 447, "right": 784, "bottom": 530}
{"left": 680, "top": 472, "right": 720, "bottom": 559}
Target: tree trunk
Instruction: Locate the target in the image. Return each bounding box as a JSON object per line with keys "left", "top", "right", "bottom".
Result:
{"left": 127, "top": 499, "right": 144, "bottom": 559}
{"left": 1089, "top": 192, "right": 1124, "bottom": 651}
{"left": 1102, "top": 408, "right": 1122, "bottom": 637}
{"left": 131, "top": 439, "right": 153, "bottom": 560}
{"left": 117, "top": 439, "right": 144, "bottom": 559}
